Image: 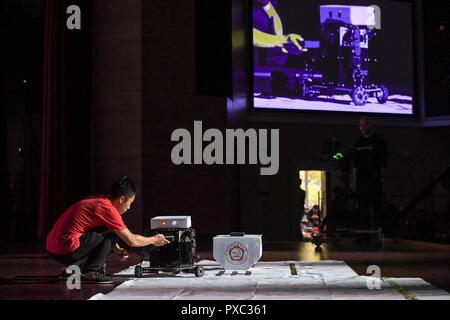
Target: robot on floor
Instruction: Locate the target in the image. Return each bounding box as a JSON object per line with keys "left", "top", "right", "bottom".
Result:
{"left": 134, "top": 216, "right": 204, "bottom": 278}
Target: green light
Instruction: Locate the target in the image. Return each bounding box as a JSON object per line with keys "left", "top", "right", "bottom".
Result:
{"left": 333, "top": 152, "right": 344, "bottom": 160}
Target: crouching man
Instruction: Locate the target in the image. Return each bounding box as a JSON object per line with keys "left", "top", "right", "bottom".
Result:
{"left": 46, "top": 176, "right": 169, "bottom": 283}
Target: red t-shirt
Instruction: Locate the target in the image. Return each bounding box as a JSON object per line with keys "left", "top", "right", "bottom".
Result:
{"left": 46, "top": 195, "right": 127, "bottom": 255}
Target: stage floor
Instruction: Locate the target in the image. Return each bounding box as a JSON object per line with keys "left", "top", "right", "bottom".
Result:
{"left": 254, "top": 94, "right": 413, "bottom": 114}
{"left": 0, "top": 238, "right": 449, "bottom": 300}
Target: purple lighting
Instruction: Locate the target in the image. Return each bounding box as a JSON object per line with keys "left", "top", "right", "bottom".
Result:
{"left": 252, "top": 0, "right": 414, "bottom": 115}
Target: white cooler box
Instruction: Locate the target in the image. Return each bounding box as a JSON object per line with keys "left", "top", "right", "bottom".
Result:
{"left": 213, "top": 233, "right": 263, "bottom": 271}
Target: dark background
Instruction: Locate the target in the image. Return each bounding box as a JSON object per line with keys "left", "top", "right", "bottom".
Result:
{"left": 277, "top": 0, "right": 415, "bottom": 88}
{"left": 0, "top": 0, "right": 449, "bottom": 243}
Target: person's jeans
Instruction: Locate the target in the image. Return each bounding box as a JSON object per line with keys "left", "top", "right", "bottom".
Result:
{"left": 356, "top": 180, "right": 382, "bottom": 229}
{"left": 50, "top": 229, "right": 119, "bottom": 273}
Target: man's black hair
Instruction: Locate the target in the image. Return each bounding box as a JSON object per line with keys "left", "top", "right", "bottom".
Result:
{"left": 108, "top": 176, "right": 137, "bottom": 200}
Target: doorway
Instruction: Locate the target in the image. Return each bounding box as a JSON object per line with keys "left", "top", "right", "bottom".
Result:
{"left": 299, "top": 170, "right": 327, "bottom": 217}
{"left": 296, "top": 170, "right": 329, "bottom": 241}
{"left": 291, "top": 162, "right": 337, "bottom": 241}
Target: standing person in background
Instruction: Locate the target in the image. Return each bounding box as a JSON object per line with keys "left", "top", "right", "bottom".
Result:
{"left": 352, "top": 116, "right": 388, "bottom": 232}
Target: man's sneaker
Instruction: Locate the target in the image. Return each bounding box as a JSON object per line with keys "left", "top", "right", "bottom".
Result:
{"left": 81, "top": 272, "right": 114, "bottom": 284}
{"left": 99, "top": 264, "right": 107, "bottom": 276}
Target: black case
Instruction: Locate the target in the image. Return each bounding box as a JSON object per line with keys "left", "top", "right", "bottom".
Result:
{"left": 149, "top": 228, "right": 196, "bottom": 268}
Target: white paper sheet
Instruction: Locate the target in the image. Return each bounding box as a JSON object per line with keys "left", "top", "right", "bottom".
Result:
{"left": 89, "top": 260, "right": 449, "bottom": 300}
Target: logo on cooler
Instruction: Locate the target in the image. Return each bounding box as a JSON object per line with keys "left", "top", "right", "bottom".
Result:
{"left": 225, "top": 242, "right": 249, "bottom": 265}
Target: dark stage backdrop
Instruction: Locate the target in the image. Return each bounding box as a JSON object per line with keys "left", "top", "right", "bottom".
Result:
{"left": 0, "top": 3, "right": 8, "bottom": 238}
{"left": 423, "top": 2, "right": 450, "bottom": 117}
{"left": 0, "top": 87, "right": 5, "bottom": 239}
{"left": 1, "top": 0, "right": 44, "bottom": 239}
{"left": 140, "top": 0, "right": 246, "bottom": 237}
{"left": 90, "top": 0, "right": 143, "bottom": 233}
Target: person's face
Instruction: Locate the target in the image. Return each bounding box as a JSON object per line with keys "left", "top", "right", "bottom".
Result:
{"left": 116, "top": 195, "right": 136, "bottom": 215}
{"left": 359, "top": 118, "right": 374, "bottom": 137}
{"left": 257, "top": 0, "right": 271, "bottom": 6}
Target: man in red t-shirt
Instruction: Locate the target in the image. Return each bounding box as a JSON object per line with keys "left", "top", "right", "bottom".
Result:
{"left": 46, "top": 176, "right": 169, "bottom": 283}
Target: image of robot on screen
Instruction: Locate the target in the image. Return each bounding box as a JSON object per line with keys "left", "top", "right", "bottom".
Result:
{"left": 253, "top": 0, "right": 414, "bottom": 114}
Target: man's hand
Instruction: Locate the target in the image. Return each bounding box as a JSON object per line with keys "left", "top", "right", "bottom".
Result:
{"left": 282, "top": 33, "right": 308, "bottom": 53}
{"left": 115, "top": 228, "right": 171, "bottom": 248}
{"left": 152, "top": 234, "right": 170, "bottom": 247}
{"left": 114, "top": 243, "right": 129, "bottom": 262}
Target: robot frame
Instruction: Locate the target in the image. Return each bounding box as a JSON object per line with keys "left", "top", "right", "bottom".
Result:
{"left": 134, "top": 216, "right": 204, "bottom": 278}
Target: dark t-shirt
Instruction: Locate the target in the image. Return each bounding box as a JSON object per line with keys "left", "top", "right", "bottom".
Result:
{"left": 352, "top": 134, "right": 387, "bottom": 181}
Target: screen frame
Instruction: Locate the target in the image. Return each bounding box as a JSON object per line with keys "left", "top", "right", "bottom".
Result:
{"left": 247, "top": 0, "right": 420, "bottom": 119}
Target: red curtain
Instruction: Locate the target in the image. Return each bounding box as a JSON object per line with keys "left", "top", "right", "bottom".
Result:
{"left": 38, "top": 0, "right": 67, "bottom": 240}
{"left": 38, "top": 0, "right": 92, "bottom": 240}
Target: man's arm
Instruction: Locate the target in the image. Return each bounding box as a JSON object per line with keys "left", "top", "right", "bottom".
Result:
{"left": 253, "top": 29, "right": 307, "bottom": 52}
{"left": 352, "top": 167, "right": 358, "bottom": 185}
{"left": 352, "top": 148, "right": 358, "bottom": 186}
{"left": 115, "top": 228, "right": 169, "bottom": 248}
{"left": 253, "top": 28, "right": 287, "bottom": 48}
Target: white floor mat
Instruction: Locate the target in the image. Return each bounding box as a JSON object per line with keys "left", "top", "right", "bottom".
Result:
{"left": 89, "top": 260, "right": 449, "bottom": 300}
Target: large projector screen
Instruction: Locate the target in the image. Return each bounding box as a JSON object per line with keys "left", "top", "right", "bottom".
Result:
{"left": 252, "top": 0, "right": 415, "bottom": 115}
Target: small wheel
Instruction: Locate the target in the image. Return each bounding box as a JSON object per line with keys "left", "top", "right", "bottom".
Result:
{"left": 194, "top": 266, "right": 204, "bottom": 277}
{"left": 376, "top": 85, "right": 389, "bottom": 104}
{"left": 134, "top": 266, "right": 143, "bottom": 278}
{"left": 301, "top": 80, "right": 315, "bottom": 100}
{"left": 352, "top": 86, "right": 368, "bottom": 106}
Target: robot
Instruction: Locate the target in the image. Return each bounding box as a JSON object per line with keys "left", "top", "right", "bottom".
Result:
{"left": 300, "top": 5, "right": 388, "bottom": 106}
{"left": 254, "top": 5, "right": 389, "bottom": 107}
{"left": 134, "top": 216, "right": 204, "bottom": 278}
